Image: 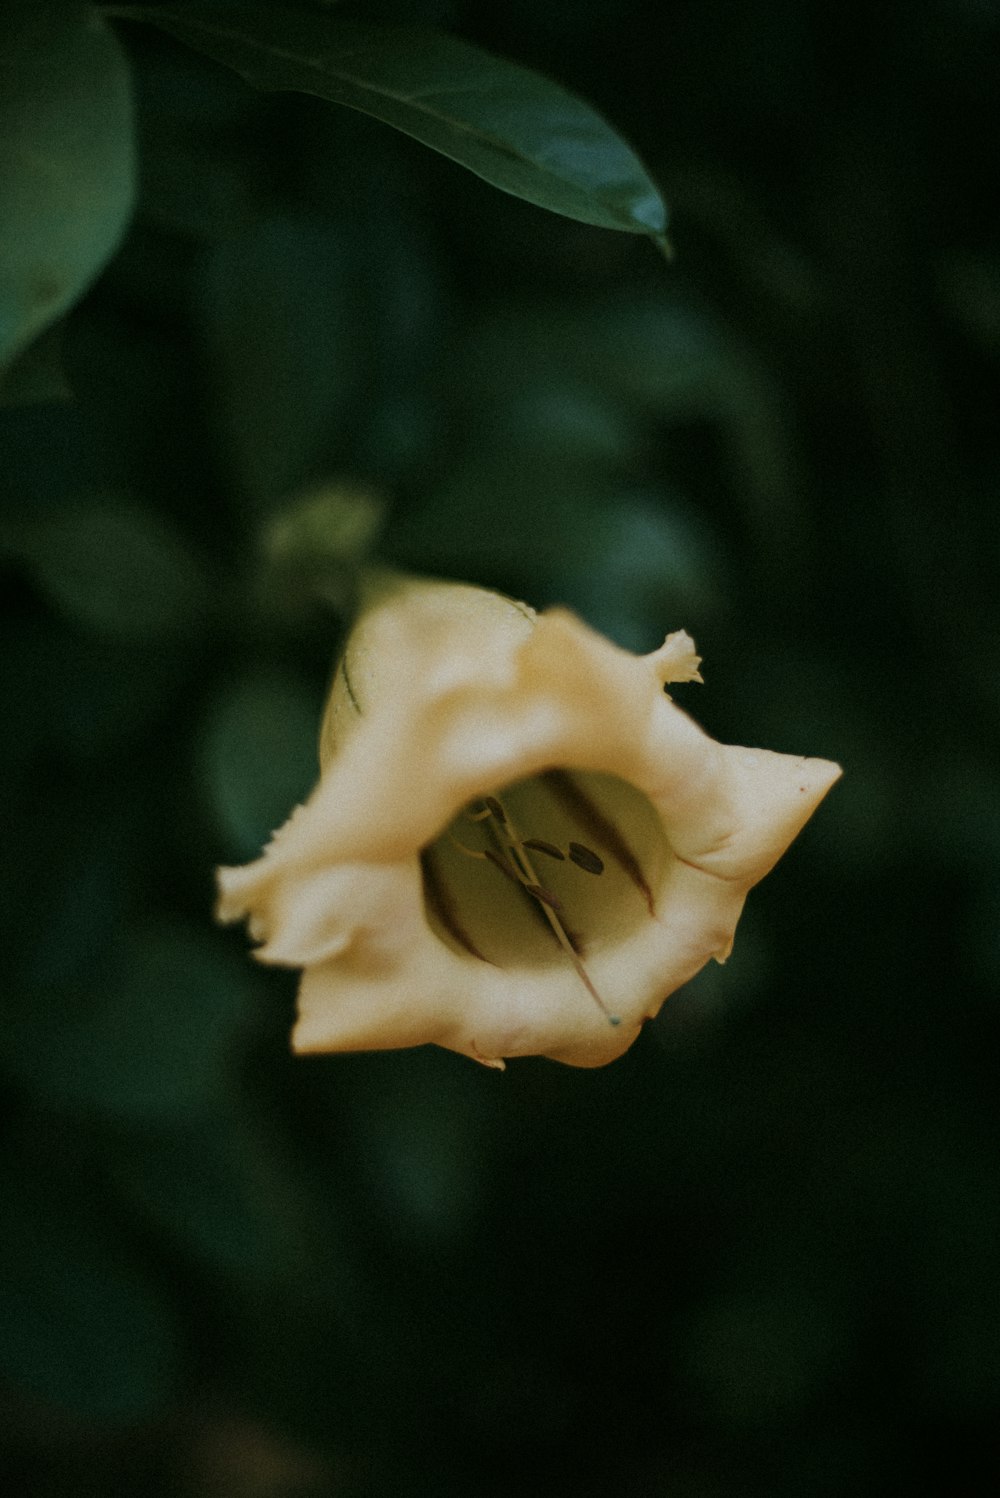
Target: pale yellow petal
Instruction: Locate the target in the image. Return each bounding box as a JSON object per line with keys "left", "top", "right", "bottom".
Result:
{"left": 217, "top": 574, "right": 841, "bottom": 1070}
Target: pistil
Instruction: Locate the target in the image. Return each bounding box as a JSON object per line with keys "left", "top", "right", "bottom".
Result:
{"left": 460, "top": 795, "right": 620, "bottom": 1028}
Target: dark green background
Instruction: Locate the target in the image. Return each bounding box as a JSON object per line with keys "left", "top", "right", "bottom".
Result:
{"left": 2, "top": 1, "right": 999, "bottom": 1493}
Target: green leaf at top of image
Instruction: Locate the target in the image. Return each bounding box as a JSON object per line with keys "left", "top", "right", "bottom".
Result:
{"left": 109, "top": 4, "right": 668, "bottom": 241}
{"left": 0, "top": 1, "right": 136, "bottom": 368}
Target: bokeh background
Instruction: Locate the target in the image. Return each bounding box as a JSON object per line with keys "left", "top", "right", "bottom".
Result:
{"left": 3, "top": 1, "right": 999, "bottom": 1493}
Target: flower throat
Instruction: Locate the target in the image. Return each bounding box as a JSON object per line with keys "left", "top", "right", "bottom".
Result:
{"left": 421, "top": 772, "right": 665, "bottom": 1028}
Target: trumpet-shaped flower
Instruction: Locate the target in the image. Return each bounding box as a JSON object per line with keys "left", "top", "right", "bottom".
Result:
{"left": 217, "top": 576, "right": 840, "bottom": 1069}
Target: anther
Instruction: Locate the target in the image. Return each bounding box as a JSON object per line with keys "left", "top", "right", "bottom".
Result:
{"left": 525, "top": 883, "right": 563, "bottom": 912}
{"left": 521, "top": 838, "right": 565, "bottom": 861}
{"left": 568, "top": 842, "right": 605, "bottom": 875}
{"left": 461, "top": 790, "right": 618, "bottom": 1029}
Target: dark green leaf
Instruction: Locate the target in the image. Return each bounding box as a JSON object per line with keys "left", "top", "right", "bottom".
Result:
{"left": 0, "top": 777, "right": 133, "bottom": 989}
{"left": 200, "top": 213, "right": 365, "bottom": 504}
{"left": 106, "top": 1107, "right": 313, "bottom": 1286}
{"left": 2, "top": 922, "right": 261, "bottom": 1122}
{"left": 0, "top": 1129, "right": 181, "bottom": 1423}
{"left": 0, "top": 322, "right": 72, "bottom": 406}
{"left": 0, "top": 1, "right": 136, "bottom": 367}
{"left": 1, "top": 620, "right": 192, "bottom": 761}
{"left": 449, "top": 292, "right": 800, "bottom": 583}
{"left": 0, "top": 494, "right": 210, "bottom": 640}
{"left": 199, "top": 669, "right": 322, "bottom": 859}
{"left": 110, "top": 5, "right": 667, "bottom": 239}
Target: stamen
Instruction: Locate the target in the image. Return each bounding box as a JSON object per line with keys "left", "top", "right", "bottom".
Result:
{"left": 485, "top": 845, "right": 575, "bottom": 943}
{"left": 568, "top": 842, "right": 605, "bottom": 875}
{"left": 445, "top": 833, "right": 579, "bottom": 952}
{"left": 521, "top": 838, "right": 566, "bottom": 861}
{"left": 448, "top": 835, "right": 490, "bottom": 860}
{"left": 495, "top": 796, "right": 620, "bottom": 1028}
{"left": 445, "top": 791, "right": 616, "bottom": 1021}
{"left": 542, "top": 770, "right": 655, "bottom": 915}
{"left": 482, "top": 847, "right": 522, "bottom": 886}
{"left": 467, "top": 796, "right": 507, "bottom": 824}
{"left": 434, "top": 795, "right": 611, "bottom": 990}
{"left": 524, "top": 882, "right": 563, "bottom": 911}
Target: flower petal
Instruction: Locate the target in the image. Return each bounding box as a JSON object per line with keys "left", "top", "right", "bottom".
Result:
{"left": 217, "top": 575, "right": 841, "bottom": 1068}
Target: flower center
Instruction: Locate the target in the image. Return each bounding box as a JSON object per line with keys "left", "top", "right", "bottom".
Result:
{"left": 420, "top": 771, "right": 669, "bottom": 1021}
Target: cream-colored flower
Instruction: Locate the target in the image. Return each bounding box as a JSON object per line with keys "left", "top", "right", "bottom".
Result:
{"left": 217, "top": 575, "right": 840, "bottom": 1069}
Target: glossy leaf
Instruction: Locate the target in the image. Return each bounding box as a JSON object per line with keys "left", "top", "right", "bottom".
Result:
{"left": 110, "top": 4, "right": 667, "bottom": 240}
{"left": 0, "top": 1, "right": 135, "bottom": 367}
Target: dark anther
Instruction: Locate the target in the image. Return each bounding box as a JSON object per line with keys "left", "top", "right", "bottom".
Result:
{"left": 483, "top": 796, "right": 507, "bottom": 823}
{"left": 568, "top": 842, "right": 605, "bottom": 875}
{"left": 522, "top": 838, "right": 566, "bottom": 860}
{"left": 525, "top": 883, "right": 563, "bottom": 911}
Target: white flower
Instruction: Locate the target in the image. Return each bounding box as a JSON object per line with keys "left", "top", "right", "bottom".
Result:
{"left": 217, "top": 576, "right": 840, "bottom": 1069}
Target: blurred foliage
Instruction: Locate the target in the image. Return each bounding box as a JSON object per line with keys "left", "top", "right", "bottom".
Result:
{"left": 0, "top": 1, "right": 135, "bottom": 369}
{"left": 1, "top": 0, "right": 998, "bottom": 1495}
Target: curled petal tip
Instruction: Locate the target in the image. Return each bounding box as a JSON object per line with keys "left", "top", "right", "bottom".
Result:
{"left": 791, "top": 754, "right": 844, "bottom": 811}
{"left": 707, "top": 748, "right": 842, "bottom": 885}
{"left": 257, "top": 927, "right": 353, "bottom": 967}
{"left": 215, "top": 865, "right": 258, "bottom": 926}
{"left": 650, "top": 629, "right": 703, "bottom": 686}
{"left": 468, "top": 1047, "right": 507, "bottom": 1071}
